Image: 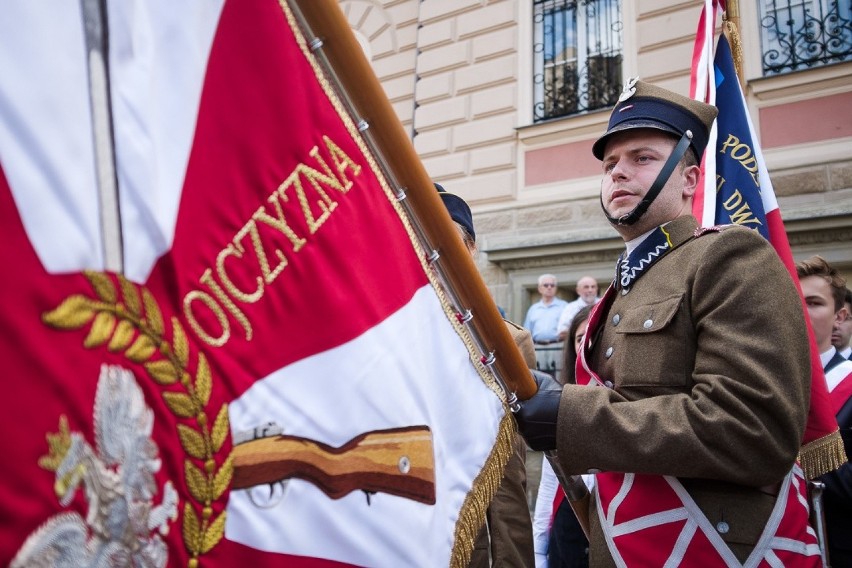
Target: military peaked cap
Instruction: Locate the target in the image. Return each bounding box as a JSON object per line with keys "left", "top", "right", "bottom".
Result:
{"left": 592, "top": 78, "right": 719, "bottom": 161}
{"left": 435, "top": 183, "right": 475, "bottom": 242}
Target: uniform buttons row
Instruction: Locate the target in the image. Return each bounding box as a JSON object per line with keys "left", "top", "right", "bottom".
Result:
{"left": 611, "top": 313, "right": 654, "bottom": 329}
{"left": 606, "top": 315, "right": 619, "bottom": 363}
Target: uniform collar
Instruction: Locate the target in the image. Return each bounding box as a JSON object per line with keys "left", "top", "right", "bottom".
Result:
{"left": 617, "top": 216, "right": 698, "bottom": 290}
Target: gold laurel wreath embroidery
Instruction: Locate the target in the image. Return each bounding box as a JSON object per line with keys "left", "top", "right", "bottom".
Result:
{"left": 42, "top": 271, "right": 232, "bottom": 568}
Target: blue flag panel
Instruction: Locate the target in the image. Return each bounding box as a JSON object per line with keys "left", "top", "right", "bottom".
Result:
{"left": 713, "top": 34, "right": 770, "bottom": 240}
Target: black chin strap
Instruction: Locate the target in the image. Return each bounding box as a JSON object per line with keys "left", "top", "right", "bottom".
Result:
{"left": 601, "top": 130, "right": 693, "bottom": 226}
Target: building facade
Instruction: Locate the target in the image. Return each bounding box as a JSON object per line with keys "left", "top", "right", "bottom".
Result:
{"left": 338, "top": 0, "right": 852, "bottom": 322}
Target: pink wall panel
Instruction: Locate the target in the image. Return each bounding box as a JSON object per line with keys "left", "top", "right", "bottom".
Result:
{"left": 759, "top": 92, "right": 852, "bottom": 148}
{"left": 524, "top": 139, "right": 600, "bottom": 186}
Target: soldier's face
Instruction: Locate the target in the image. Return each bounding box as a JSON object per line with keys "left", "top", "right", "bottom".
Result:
{"left": 600, "top": 129, "right": 699, "bottom": 239}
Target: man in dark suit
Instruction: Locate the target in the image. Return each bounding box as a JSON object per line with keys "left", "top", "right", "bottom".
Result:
{"left": 514, "top": 79, "right": 818, "bottom": 566}
{"left": 797, "top": 256, "right": 852, "bottom": 566}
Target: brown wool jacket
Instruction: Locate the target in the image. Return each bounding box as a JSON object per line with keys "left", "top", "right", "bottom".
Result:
{"left": 556, "top": 216, "right": 810, "bottom": 565}
{"left": 468, "top": 320, "right": 537, "bottom": 567}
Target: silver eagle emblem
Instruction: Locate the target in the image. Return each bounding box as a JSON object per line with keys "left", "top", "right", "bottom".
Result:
{"left": 11, "top": 365, "right": 178, "bottom": 568}
{"left": 618, "top": 76, "right": 640, "bottom": 102}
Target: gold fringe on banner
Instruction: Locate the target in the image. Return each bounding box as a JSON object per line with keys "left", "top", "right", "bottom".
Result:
{"left": 449, "top": 412, "right": 516, "bottom": 568}
{"left": 798, "top": 430, "right": 847, "bottom": 480}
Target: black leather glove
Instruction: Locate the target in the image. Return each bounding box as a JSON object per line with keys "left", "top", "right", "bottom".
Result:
{"left": 514, "top": 370, "right": 563, "bottom": 451}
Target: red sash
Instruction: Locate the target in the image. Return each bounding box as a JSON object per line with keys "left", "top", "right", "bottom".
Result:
{"left": 827, "top": 364, "right": 852, "bottom": 416}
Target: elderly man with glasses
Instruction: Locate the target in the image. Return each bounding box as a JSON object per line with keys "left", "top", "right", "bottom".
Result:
{"left": 523, "top": 275, "right": 568, "bottom": 346}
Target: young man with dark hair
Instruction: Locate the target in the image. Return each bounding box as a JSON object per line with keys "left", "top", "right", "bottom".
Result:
{"left": 796, "top": 255, "right": 852, "bottom": 566}
{"left": 797, "top": 256, "right": 851, "bottom": 374}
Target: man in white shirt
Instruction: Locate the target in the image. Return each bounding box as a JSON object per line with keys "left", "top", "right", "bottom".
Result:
{"left": 832, "top": 288, "right": 852, "bottom": 360}
{"left": 556, "top": 276, "right": 599, "bottom": 341}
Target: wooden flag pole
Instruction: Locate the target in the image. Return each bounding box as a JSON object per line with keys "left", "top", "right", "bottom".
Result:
{"left": 723, "top": 0, "right": 746, "bottom": 91}
{"left": 289, "top": 0, "right": 536, "bottom": 401}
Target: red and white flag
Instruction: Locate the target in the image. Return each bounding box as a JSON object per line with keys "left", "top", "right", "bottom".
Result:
{"left": 689, "top": 0, "right": 844, "bottom": 478}
{"left": 0, "top": 2, "right": 511, "bottom": 566}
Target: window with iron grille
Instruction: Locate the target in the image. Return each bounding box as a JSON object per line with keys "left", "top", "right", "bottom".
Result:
{"left": 758, "top": 0, "right": 852, "bottom": 75}
{"left": 532, "top": 0, "right": 623, "bottom": 122}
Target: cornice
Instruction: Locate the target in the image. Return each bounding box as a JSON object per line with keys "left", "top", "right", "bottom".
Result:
{"left": 483, "top": 213, "right": 852, "bottom": 271}
{"left": 483, "top": 227, "right": 622, "bottom": 271}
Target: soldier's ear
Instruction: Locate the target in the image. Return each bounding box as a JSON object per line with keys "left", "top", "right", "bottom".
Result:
{"left": 681, "top": 164, "right": 701, "bottom": 199}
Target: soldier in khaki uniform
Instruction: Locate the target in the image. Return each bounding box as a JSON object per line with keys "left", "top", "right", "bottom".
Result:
{"left": 515, "top": 80, "right": 817, "bottom": 566}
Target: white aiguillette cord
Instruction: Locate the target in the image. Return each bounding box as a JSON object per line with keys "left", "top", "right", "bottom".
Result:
{"left": 80, "top": 0, "right": 124, "bottom": 274}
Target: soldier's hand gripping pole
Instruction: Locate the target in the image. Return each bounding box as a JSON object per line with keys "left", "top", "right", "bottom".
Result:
{"left": 514, "top": 370, "right": 591, "bottom": 539}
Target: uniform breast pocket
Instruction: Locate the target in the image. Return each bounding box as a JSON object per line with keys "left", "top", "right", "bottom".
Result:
{"left": 613, "top": 293, "right": 691, "bottom": 388}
